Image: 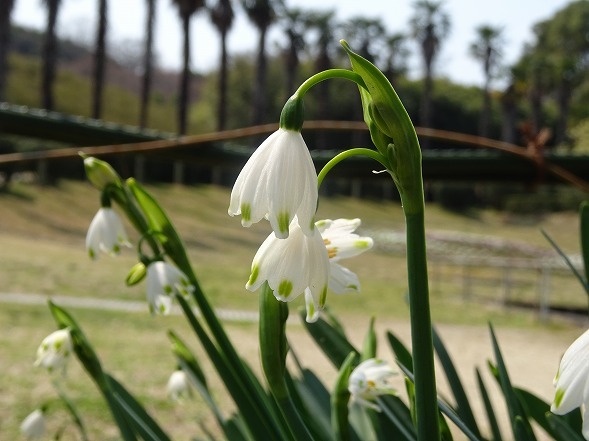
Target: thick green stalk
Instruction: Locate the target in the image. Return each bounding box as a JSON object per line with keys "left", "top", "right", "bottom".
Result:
{"left": 405, "top": 208, "right": 439, "bottom": 441}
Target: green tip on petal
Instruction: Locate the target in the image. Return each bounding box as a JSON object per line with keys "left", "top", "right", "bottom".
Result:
{"left": 88, "top": 249, "right": 95, "bottom": 259}
{"left": 248, "top": 264, "right": 259, "bottom": 286}
{"left": 278, "top": 212, "right": 290, "bottom": 235}
{"left": 355, "top": 240, "right": 371, "bottom": 249}
{"left": 319, "top": 286, "right": 328, "bottom": 308}
{"left": 347, "top": 284, "right": 359, "bottom": 291}
{"left": 278, "top": 280, "right": 293, "bottom": 298}
{"left": 307, "top": 302, "right": 315, "bottom": 317}
{"left": 164, "top": 285, "right": 173, "bottom": 295}
{"left": 241, "top": 203, "right": 251, "bottom": 222}
{"left": 554, "top": 388, "right": 565, "bottom": 409}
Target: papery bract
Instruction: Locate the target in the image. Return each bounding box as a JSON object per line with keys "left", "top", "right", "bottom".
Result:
{"left": 167, "top": 369, "right": 193, "bottom": 401}
{"left": 20, "top": 409, "right": 45, "bottom": 439}
{"left": 86, "top": 207, "right": 131, "bottom": 259}
{"left": 146, "top": 261, "right": 194, "bottom": 315}
{"left": 35, "top": 328, "right": 72, "bottom": 374}
{"left": 348, "top": 358, "right": 398, "bottom": 411}
{"left": 228, "top": 128, "right": 318, "bottom": 238}
{"left": 551, "top": 328, "right": 589, "bottom": 439}
{"left": 246, "top": 218, "right": 329, "bottom": 322}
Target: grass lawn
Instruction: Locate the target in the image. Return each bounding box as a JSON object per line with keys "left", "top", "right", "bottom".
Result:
{"left": 1, "top": 179, "right": 588, "bottom": 439}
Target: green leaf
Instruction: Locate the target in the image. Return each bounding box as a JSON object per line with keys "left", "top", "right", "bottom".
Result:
{"left": 475, "top": 368, "right": 503, "bottom": 441}
{"left": 541, "top": 228, "right": 588, "bottom": 294}
{"left": 107, "top": 374, "right": 171, "bottom": 441}
{"left": 361, "top": 317, "right": 377, "bottom": 361}
{"left": 126, "top": 178, "right": 193, "bottom": 278}
{"left": 546, "top": 412, "right": 586, "bottom": 441}
{"left": 386, "top": 331, "right": 413, "bottom": 372}
{"left": 375, "top": 396, "right": 416, "bottom": 441}
{"left": 301, "top": 310, "right": 359, "bottom": 368}
{"left": 489, "top": 325, "right": 536, "bottom": 441}
{"left": 432, "top": 327, "right": 482, "bottom": 439}
{"left": 293, "top": 369, "right": 334, "bottom": 440}
{"left": 175, "top": 294, "right": 287, "bottom": 440}
{"left": 331, "top": 352, "right": 357, "bottom": 441}
{"left": 168, "top": 330, "right": 207, "bottom": 389}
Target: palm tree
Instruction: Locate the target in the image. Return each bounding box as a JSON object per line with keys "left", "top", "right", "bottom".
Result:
{"left": 383, "top": 32, "right": 408, "bottom": 86}
{"left": 241, "top": 0, "right": 282, "bottom": 126}
{"left": 92, "top": 0, "right": 108, "bottom": 119}
{"left": 0, "top": 0, "right": 15, "bottom": 101}
{"left": 210, "top": 0, "right": 234, "bottom": 131}
{"left": 281, "top": 7, "right": 306, "bottom": 98}
{"left": 306, "top": 11, "right": 336, "bottom": 121}
{"left": 410, "top": 0, "right": 450, "bottom": 135}
{"left": 41, "top": 0, "right": 62, "bottom": 110}
{"left": 139, "top": 0, "right": 157, "bottom": 129}
{"left": 173, "top": 0, "right": 205, "bottom": 135}
{"left": 469, "top": 24, "right": 503, "bottom": 137}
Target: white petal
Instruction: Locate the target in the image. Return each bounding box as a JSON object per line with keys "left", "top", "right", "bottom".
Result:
{"left": 21, "top": 409, "right": 45, "bottom": 439}
{"left": 329, "top": 262, "right": 361, "bottom": 294}
{"left": 552, "top": 329, "right": 589, "bottom": 414}
{"left": 304, "top": 289, "right": 320, "bottom": 323}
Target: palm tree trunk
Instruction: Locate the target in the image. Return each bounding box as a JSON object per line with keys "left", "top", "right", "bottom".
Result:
{"left": 555, "top": 79, "right": 572, "bottom": 145}
{"left": 480, "top": 79, "right": 491, "bottom": 138}
{"left": 0, "top": 0, "right": 15, "bottom": 101}
{"left": 140, "top": 0, "right": 155, "bottom": 129}
{"left": 217, "top": 30, "right": 228, "bottom": 131}
{"left": 92, "top": 0, "right": 107, "bottom": 119}
{"left": 252, "top": 25, "right": 267, "bottom": 126}
{"left": 178, "top": 13, "right": 191, "bottom": 135}
{"left": 42, "top": 0, "right": 60, "bottom": 110}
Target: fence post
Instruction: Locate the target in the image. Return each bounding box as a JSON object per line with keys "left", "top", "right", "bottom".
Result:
{"left": 538, "top": 265, "right": 551, "bottom": 322}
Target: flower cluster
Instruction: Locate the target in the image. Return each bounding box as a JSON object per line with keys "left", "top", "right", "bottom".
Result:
{"left": 229, "top": 123, "right": 373, "bottom": 321}
{"left": 551, "top": 328, "right": 589, "bottom": 439}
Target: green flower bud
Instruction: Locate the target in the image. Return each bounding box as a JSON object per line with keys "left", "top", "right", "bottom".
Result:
{"left": 126, "top": 262, "right": 146, "bottom": 286}
{"left": 279, "top": 95, "right": 304, "bottom": 131}
{"left": 81, "top": 154, "right": 121, "bottom": 190}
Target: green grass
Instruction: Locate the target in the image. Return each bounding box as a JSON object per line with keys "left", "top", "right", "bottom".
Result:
{"left": 0, "top": 179, "right": 587, "bottom": 439}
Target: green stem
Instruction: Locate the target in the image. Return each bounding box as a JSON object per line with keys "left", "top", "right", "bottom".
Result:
{"left": 405, "top": 209, "right": 439, "bottom": 441}
{"left": 295, "top": 69, "right": 366, "bottom": 97}
{"left": 317, "top": 148, "right": 387, "bottom": 188}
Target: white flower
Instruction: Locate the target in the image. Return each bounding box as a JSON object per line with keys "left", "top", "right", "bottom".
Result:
{"left": 86, "top": 207, "right": 131, "bottom": 259}
{"left": 35, "top": 328, "right": 73, "bottom": 374}
{"left": 246, "top": 217, "right": 329, "bottom": 322}
{"left": 551, "top": 328, "right": 589, "bottom": 439}
{"left": 167, "top": 369, "right": 193, "bottom": 401}
{"left": 20, "top": 409, "right": 45, "bottom": 439}
{"left": 348, "top": 358, "right": 398, "bottom": 411}
{"left": 228, "top": 128, "right": 318, "bottom": 239}
{"left": 146, "top": 261, "right": 194, "bottom": 315}
{"left": 316, "top": 218, "right": 374, "bottom": 294}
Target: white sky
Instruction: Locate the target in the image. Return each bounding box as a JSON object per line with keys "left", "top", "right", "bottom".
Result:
{"left": 12, "top": 0, "right": 572, "bottom": 86}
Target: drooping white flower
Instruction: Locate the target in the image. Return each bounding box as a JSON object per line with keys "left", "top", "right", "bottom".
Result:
{"left": 167, "top": 369, "right": 193, "bottom": 401}
{"left": 146, "top": 261, "right": 194, "bottom": 315}
{"left": 86, "top": 207, "right": 131, "bottom": 259}
{"left": 246, "top": 217, "right": 329, "bottom": 322}
{"left": 348, "top": 358, "right": 398, "bottom": 411}
{"left": 551, "top": 328, "right": 589, "bottom": 439}
{"left": 35, "top": 329, "right": 73, "bottom": 374}
{"left": 228, "top": 128, "right": 318, "bottom": 239}
{"left": 20, "top": 409, "right": 45, "bottom": 439}
{"left": 316, "top": 218, "right": 374, "bottom": 294}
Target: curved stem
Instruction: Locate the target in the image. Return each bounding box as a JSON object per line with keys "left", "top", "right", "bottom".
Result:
{"left": 295, "top": 69, "right": 366, "bottom": 97}
{"left": 317, "top": 148, "right": 387, "bottom": 188}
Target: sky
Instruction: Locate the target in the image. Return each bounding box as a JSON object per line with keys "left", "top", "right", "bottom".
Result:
{"left": 12, "top": 0, "right": 573, "bottom": 87}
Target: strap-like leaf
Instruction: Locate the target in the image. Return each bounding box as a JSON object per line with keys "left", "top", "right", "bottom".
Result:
{"left": 332, "top": 352, "right": 357, "bottom": 441}
{"left": 475, "top": 368, "right": 502, "bottom": 441}
{"left": 546, "top": 413, "right": 586, "bottom": 441}
{"left": 432, "top": 327, "right": 482, "bottom": 438}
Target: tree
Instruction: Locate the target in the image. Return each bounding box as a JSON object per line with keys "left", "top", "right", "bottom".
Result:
{"left": 280, "top": 7, "right": 306, "bottom": 98}
{"left": 410, "top": 0, "right": 450, "bottom": 135}
{"left": 241, "top": 0, "right": 282, "bottom": 126}
{"left": 139, "top": 0, "right": 157, "bottom": 129}
{"left": 172, "top": 0, "right": 206, "bottom": 135}
{"left": 41, "top": 0, "right": 62, "bottom": 110}
{"left": 383, "top": 32, "right": 409, "bottom": 86}
{"left": 210, "top": 0, "right": 234, "bottom": 131}
{"left": 342, "top": 16, "right": 385, "bottom": 64}
{"left": 92, "top": 0, "right": 108, "bottom": 119}
{"left": 0, "top": 0, "right": 15, "bottom": 101}
{"left": 469, "top": 24, "right": 503, "bottom": 137}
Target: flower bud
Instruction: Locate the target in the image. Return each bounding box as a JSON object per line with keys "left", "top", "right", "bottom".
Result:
{"left": 20, "top": 408, "right": 45, "bottom": 439}
{"left": 81, "top": 154, "right": 121, "bottom": 190}
{"left": 126, "top": 262, "right": 147, "bottom": 286}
